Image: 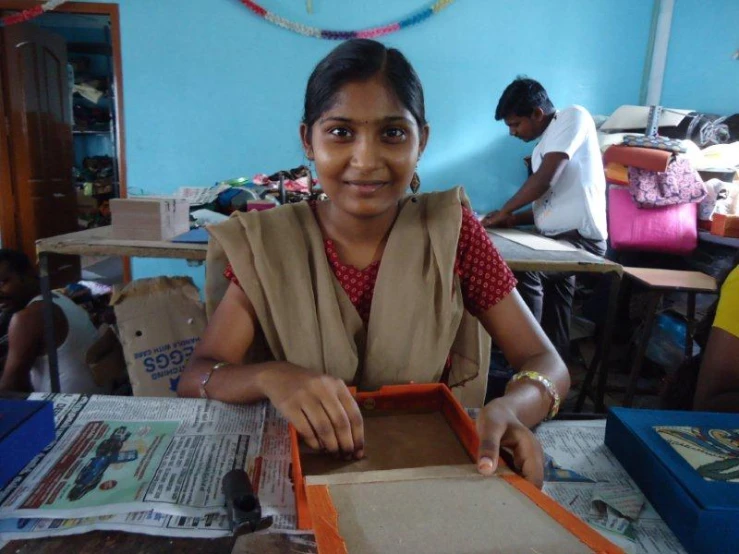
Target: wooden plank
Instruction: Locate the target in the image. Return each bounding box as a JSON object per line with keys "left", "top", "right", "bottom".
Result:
{"left": 34, "top": 227, "right": 621, "bottom": 273}
{"left": 35, "top": 226, "right": 207, "bottom": 260}
{"left": 489, "top": 229, "right": 579, "bottom": 252}
{"left": 490, "top": 235, "right": 621, "bottom": 275}
{"left": 623, "top": 267, "right": 717, "bottom": 292}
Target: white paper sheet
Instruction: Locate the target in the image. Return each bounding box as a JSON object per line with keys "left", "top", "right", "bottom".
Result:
{"left": 488, "top": 229, "right": 580, "bottom": 251}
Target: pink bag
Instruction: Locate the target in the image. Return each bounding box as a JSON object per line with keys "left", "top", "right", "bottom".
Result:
{"left": 628, "top": 156, "right": 706, "bottom": 209}
{"left": 608, "top": 186, "right": 697, "bottom": 254}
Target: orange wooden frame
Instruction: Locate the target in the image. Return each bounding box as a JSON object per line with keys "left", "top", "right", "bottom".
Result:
{"left": 290, "top": 383, "right": 481, "bottom": 530}
{"left": 292, "top": 383, "right": 623, "bottom": 554}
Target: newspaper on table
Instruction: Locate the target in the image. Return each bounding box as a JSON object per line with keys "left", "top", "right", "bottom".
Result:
{"left": 536, "top": 420, "right": 687, "bottom": 554}
{"left": 0, "top": 393, "right": 297, "bottom": 540}
{"left": 1, "top": 399, "right": 684, "bottom": 553}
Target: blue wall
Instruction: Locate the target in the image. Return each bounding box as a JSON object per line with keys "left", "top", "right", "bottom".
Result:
{"left": 92, "top": 0, "right": 653, "bottom": 284}
{"left": 661, "top": 0, "right": 739, "bottom": 115}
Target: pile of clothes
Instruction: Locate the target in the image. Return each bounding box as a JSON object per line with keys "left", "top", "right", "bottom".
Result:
{"left": 179, "top": 165, "right": 323, "bottom": 227}
{"left": 73, "top": 103, "right": 110, "bottom": 132}
{"left": 598, "top": 106, "right": 739, "bottom": 253}
{"left": 75, "top": 156, "right": 116, "bottom": 229}
{"left": 76, "top": 155, "right": 115, "bottom": 196}
{"left": 73, "top": 77, "right": 110, "bottom": 105}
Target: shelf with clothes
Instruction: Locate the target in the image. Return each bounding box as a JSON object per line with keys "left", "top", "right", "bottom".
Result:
{"left": 66, "top": 27, "right": 120, "bottom": 208}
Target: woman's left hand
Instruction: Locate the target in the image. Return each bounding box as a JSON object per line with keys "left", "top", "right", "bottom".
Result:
{"left": 475, "top": 398, "right": 545, "bottom": 488}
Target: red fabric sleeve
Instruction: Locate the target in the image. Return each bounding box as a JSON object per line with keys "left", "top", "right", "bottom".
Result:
{"left": 223, "top": 263, "right": 241, "bottom": 287}
{"left": 455, "top": 207, "right": 517, "bottom": 315}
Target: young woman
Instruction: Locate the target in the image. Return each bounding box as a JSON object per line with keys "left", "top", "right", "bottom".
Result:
{"left": 179, "top": 39, "right": 569, "bottom": 487}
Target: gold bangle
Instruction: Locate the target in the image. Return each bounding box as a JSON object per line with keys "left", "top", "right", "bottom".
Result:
{"left": 199, "top": 361, "right": 230, "bottom": 399}
{"left": 505, "top": 370, "right": 561, "bottom": 420}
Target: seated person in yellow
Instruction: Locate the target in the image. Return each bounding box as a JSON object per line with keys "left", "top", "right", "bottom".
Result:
{"left": 178, "top": 39, "right": 569, "bottom": 487}
{"left": 693, "top": 261, "right": 739, "bottom": 412}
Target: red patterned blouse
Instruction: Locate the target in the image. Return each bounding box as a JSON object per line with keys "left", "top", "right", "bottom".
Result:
{"left": 224, "top": 203, "right": 516, "bottom": 325}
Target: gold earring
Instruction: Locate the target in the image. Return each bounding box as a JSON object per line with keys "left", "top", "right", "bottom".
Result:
{"left": 410, "top": 171, "right": 421, "bottom": 194}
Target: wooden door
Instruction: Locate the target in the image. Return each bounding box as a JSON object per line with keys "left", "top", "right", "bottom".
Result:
{"left": 0, "top": 22, "right": 79, "bottom": 285}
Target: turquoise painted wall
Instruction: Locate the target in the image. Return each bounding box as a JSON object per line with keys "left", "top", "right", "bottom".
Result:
{"left": 87, "top": 0, "right": 654, "bottom": 285}
{"left": 661, "top": 0, "right": 739, "bottom": 115}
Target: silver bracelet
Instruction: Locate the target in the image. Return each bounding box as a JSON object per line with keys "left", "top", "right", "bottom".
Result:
{"left": 199, "top": 362, "right": 229, "bottom": 399}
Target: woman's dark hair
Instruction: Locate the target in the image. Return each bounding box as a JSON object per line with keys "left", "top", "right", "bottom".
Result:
{"left": 303, "top": 39, "right": 426, "bottom": 133}
{"left": 495, "top": 77, "right": 554, "bottom": 121}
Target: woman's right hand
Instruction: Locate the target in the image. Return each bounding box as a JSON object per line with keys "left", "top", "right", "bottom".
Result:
{"left": 259, "top": 363, "right": 365, "bottom": 459}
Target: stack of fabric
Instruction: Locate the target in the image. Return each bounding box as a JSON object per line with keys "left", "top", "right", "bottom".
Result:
{"left": 603, "top": 139, "right": 705, "bottom": 255}
{"left": 597, "top": 105, "right": 739, "bottom": 246}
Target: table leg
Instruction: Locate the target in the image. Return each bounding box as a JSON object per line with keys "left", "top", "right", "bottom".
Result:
{"left": 623, "top": 292, "right": 661, "bottom": 408}
{"left": 574, "top": 271, "right": 621, "bottom": 413}
{"left": 39, "top": 253, "right": 61, "bottom": 393}
{"left": 593, "top": 272, "right": 622, "bottom": 413}
{"left": 685, "top": 292, "right": 696, "bottom": 359}
{"left": 574, "top": 349, "right": 599, "bottom": 412}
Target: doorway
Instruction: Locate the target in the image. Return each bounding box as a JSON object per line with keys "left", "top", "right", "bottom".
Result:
{"left": 0, "top": 1, "right": 127, "bottom": 286}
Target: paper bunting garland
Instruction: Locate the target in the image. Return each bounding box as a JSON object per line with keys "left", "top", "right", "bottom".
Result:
{"left": 0, "top": 0, "right": 69, "bottom": 26}
{"left": 239, "top": 0, "right": 456, "bottom": 39}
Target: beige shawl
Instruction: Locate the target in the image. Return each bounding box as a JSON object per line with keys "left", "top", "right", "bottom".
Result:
{"left": 206, "top": 186, "right": 490, "bottom": 402}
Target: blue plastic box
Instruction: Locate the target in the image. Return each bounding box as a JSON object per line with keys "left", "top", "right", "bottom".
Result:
{"left": 0, "top": 399, "right": 55, "bottom": 490}
{"left": 605, "top": 408, "right": 739, "bottom": 554}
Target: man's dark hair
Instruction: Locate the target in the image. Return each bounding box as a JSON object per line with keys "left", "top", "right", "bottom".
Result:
{"left": 0, "top": 249, "right": 32, "bottom": 275}
{"left": 495, "top": 77, "right": 554, "bottom": 121}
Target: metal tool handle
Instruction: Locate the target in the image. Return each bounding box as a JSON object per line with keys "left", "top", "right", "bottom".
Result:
{"left": 222, "top": 469, "right": 273, "bottom": 536}
{"left": 222, "top": 469, "right": 256, "bottom": 506}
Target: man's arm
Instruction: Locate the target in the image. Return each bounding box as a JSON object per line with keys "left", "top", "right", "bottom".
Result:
{"left": 482, "top": 152, "right": 568, "bottom": 227}
{"left": 0, "top": 309, "right": 43, "bottom": 392}
{"left": 501, "top": 152, "right": 568, "bottom": 213}
{"left": 510, "top": 209, "right": 535, "bottom": 226}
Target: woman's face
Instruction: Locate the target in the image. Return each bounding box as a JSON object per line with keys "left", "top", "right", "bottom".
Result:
{"left": 301, "top": 75, "right": 428, "bottom": 219}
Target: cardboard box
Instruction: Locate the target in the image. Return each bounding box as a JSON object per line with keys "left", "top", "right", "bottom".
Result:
{"left": 0, "top": 399, "right": 55, "bottom": 490}
{"left": 111, "top": 276, "right": 207, "bottom": 397}
{"left": 605, "top": 408, "right": 739, "bottom": 554}
{"left": 710, "top": 213, "right": 739, "bottom": 238}
{"left": 111, "top": 197, "right": 189, "bottom": 241}
{"left": 291, "top": 384, "right": 622, "bottom": 554}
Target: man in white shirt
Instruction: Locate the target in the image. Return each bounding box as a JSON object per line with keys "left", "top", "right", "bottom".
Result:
{"left": 0, "top": 249, "right": 109, "bottom": 394}
{"left": 482, "top": 78, "right": 607, "bottom": 359}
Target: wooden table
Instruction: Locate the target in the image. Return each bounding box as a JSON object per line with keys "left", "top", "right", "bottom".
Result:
{"left": 3, "top": 534, "right": 235, "bottom": 554}
{"left": 36, "top": 226, "right": 207, "bottom": 261}
{"left": 619, "top": 267, "right": 718, "bottom": 407}
{"left": 3, "top": 411, "right": 677, "bottom": 554}
{"left": 489, "top": 233, "right": 617, "bottom": 274}
{"left": 33, "top": 228, "right": 622, "bottom": 410}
